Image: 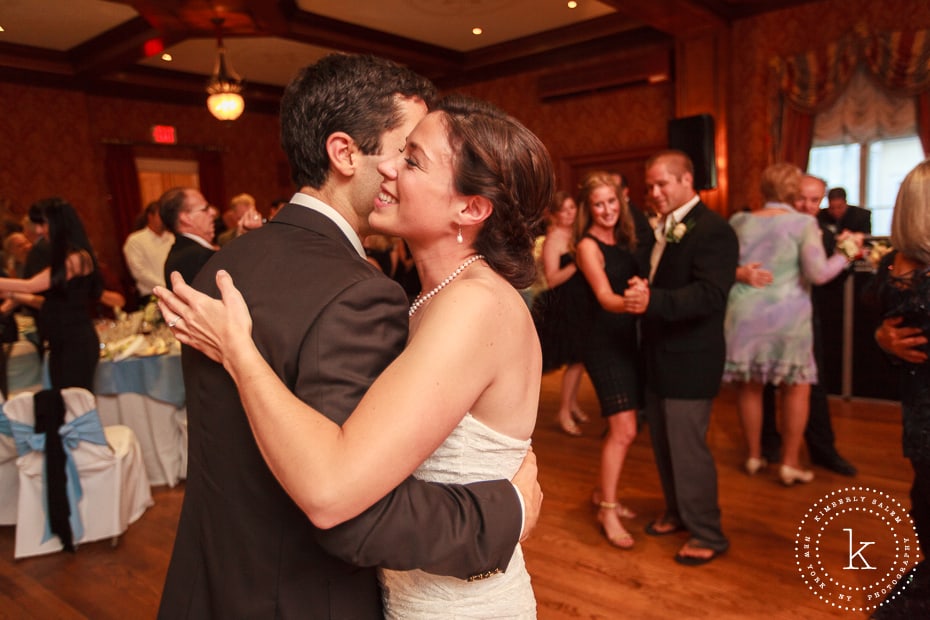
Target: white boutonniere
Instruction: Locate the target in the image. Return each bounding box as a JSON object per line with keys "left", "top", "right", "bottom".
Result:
{"left": 666, "top": 220, "right": 695, "bottom": 243}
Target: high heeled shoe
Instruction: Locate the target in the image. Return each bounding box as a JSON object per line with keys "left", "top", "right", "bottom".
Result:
{"left": 744, "top": 457, "right": 768, "bottom": 476}
{"left": 558, "top": 416, "right": 582, "bottom": 437}
{"left": 571, "top": 407, "right": 590, "bottom": 424}
{"left": 597, "top": 502, "right": 634, "bottom": 550}
{"left": 591, "top": 489, "right": 636, "bottom": 519}
{"left": 780, "top": 464, "right": 814, "bottom": 486}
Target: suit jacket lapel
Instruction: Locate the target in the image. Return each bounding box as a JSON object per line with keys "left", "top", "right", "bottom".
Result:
{"left": 678, "top": 202, "right": 704, "bottom": 232}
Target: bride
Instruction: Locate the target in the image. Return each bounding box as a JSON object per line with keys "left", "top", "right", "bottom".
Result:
{"left": 155, "top": 95, "right": 580, "bottom": 619}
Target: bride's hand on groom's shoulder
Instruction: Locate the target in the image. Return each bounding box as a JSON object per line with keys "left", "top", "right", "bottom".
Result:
{"left": 512, "top": 448, "right": 542, "bottom": 542}
{"left": 154, "top": 270, "right": 254, "bottom": 366}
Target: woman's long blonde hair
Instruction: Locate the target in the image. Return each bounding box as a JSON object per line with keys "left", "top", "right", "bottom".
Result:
{"left": 890, "top": 159, "right": 930, "bottom": 265}
{"left": 576, "top": 171, "right": 637, "bottom": 250}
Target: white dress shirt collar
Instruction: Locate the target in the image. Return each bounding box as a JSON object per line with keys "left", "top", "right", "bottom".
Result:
{"left": 649, "top": 194, "right": 700, "bottom": 281}
{"left": 288, "top": 192, "right": 366, "bottom": 259}
{"left": 663, "top": 194, "right": 701, "bottom": 230}
{"left": 181, "top": 232, "right": 216, "bottom": 250}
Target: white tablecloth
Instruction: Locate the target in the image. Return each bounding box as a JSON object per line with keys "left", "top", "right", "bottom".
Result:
{"left": 96, "top": 393, "right": 186, "bottom": 487}
{"left": 94, "top": 352, "right": 187, "bottom": 487}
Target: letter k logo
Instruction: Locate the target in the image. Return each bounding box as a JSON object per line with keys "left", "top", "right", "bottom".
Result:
{"left": 843, "top": 528, "right": 876, "bottom": 570}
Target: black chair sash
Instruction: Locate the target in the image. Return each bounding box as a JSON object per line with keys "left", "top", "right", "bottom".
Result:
{"left": 33, "top": 389, "right": 73, "bottom": 552}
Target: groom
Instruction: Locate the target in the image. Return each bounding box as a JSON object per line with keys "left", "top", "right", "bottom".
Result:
{"left": 158, "top": 54, "right": 539, "bottom": 619}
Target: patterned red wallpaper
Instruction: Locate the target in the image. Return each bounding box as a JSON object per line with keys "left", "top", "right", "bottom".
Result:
{"left": 3, "top": 0, "right": 928, "bottom": 289}
{"left": 454, "top": 68, "right": 673, "bottom": 199}
{"left": 0, "top": 82, "right": 288, "bottom": 288}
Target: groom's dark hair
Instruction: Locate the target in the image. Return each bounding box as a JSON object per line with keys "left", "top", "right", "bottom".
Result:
{"left": 280, "top": 53, "right": 437, "bottom": 190}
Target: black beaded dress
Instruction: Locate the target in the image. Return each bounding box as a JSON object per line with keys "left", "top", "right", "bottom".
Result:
{"left": 532, "top": 252, "right": 587, "bottom": 372}
{"left": 870, "top": 251, "right": 930, "bottom": 617}
{"left": 578, "top": 235, "right": 643, "bottom": 417}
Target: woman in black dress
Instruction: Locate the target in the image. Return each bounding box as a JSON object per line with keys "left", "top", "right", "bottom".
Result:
{"left": 871, "top": 160, "right": 930, "bottom": 617}
{"left": 575, "top": 172, "right": 648, "bottom": 550}
{"left": 0, "top": 197, "right": 103, "bottom": 390}
{"left": 532, "top": 191, "right": 590, "bottom": 436}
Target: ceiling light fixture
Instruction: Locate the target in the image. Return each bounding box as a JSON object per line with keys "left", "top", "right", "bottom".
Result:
{"left": 472, "top": 27, "right": 483, "bottom": 35}
{"left": 206, "top": 17, "right": 244, "bottom": 121}
{"left": 568, "top": 1, "right": 578, "bottom": 8}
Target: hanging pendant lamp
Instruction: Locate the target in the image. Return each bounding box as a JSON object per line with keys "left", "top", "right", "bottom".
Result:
{"left": 206, "top": 17, "right": 244, "bottom": 121}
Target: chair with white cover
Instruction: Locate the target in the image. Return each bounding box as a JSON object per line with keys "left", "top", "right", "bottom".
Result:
{"left": 0, "top": 398, "right": 18, "bottom": 525}
{"left": 6, "top": 387, "right": 153, "bottom": 559}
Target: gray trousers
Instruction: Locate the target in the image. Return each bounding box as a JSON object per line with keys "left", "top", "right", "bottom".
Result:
{"left": 645, "top": 389, "right": 729, "bottom": 551}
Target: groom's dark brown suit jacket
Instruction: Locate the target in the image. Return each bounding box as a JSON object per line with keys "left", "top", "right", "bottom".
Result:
{"left": 157, "top": 203, "right": 522, "bottom": 619}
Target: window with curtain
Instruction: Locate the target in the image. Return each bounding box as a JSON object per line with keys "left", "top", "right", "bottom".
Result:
{"left": 807, "top": 69, "right": 925, "bottom": 236}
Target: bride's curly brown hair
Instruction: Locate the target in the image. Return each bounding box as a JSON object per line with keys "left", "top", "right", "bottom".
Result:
{"left": 437, "top": 95, "right": 555, "bottom": 289}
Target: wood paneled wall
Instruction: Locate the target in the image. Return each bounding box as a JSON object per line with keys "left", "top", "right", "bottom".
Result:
{"left": 459, "top": 0, "right": 930, "bottom": 217}
{"left": 453, "top": 68, "right": 673, "bottom": 206}
{"left": 4, "top": 0, "right": 930, "bottom": 289}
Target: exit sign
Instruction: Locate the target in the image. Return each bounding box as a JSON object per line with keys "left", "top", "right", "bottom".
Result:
{"left": 151, "top": 125, "right": 177, "bottom": 144}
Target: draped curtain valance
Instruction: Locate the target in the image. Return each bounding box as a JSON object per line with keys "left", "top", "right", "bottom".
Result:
{"left": 770, "top": 28, "right": 930, "bottom": 169}
{"left": 813, "top": 69, "right": 916, "bottom": 146}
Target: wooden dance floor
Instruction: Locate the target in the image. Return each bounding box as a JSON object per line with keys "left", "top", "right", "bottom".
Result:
{"left": 0, "top": 371, "right": 916, "bottom": 619}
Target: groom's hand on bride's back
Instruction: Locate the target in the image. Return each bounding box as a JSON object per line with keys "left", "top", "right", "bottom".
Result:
{"left": 512, "top": 448, "right": 542, "bottom": 542}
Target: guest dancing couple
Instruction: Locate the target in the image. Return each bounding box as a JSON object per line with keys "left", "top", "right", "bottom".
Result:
{"left": 723, "top": 164, "right": 861, "bottom": 485}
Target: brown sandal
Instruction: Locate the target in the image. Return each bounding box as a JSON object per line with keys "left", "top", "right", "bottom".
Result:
{"left": 571, "top": 407, "right": 590, "bottom": 424}
{"left": 597, "top": 502, "right": 634, "bottom": 549}
{"left": 591, "top": 489, "right": 636, "bottom": 519}
{"left": 558, "top": 416, "right": 582, "bottom": 437}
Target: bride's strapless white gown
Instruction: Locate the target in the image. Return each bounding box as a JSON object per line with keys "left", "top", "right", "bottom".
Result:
{"left": 379, "top": 413, "right": 536, "bottom": 619}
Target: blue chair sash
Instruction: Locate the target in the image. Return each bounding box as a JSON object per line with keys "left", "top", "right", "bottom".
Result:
{"left": 8, "top": 409, "right": 109, "bottom": 543}
{"left": 10, "top": 418, "right": 42, "bottom": 456}
{"left": 0, "top": 406, "right": 11, "bottom": 438}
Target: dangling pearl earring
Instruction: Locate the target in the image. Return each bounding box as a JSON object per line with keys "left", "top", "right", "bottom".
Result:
{"left": 456, "top": 227, "right": 463, "bottom": 244}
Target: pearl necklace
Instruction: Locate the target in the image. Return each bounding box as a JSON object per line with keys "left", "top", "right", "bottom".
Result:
{"left": 409, "top": 254, "right": 485, "bottom": 317}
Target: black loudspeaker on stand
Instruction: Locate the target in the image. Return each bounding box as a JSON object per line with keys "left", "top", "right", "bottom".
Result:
{"left": 668, "top": 114, "right": 717, "bottom": 190}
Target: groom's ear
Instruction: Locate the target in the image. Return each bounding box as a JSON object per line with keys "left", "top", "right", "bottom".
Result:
{"left": 326, "top": 132, "right": 357, "bottom": 178}
{"left": 681, "top": 170, "right": 694, "bottom": 190}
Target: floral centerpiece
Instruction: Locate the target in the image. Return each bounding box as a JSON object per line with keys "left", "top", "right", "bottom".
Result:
{"left": 867, "top": 240, "right": 894, "bottom": 270}
{"left": 141, "top": 295, "right": 164, "bottom": 332}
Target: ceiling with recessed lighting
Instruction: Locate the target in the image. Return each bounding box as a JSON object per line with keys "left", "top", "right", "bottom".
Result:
{"left": 0, "top": 0, "right": 820, "bottom": 112}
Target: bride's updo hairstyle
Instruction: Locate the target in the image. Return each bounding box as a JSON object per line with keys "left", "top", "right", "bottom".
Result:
{"left": 436, "top": 95, "right": 555, "bottom": 289}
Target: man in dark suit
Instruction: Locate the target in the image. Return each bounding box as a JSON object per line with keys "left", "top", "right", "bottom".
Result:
{"left": 611, "top": 171, "right": 655, "bottom": 274}
{"left": 633, "top": 150, "right": 738, "bottom": 566}
{"left": 157, "top": 54, "right": 535, "bottom": 619}
{"left": 159, "top": 187, "right": 216, "bottom": 290}
{"left": 817, "top": 186, "right": 872, "bottom": 236}
{"left": 810, "top": 185, "right": 872, "bottom": 442}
